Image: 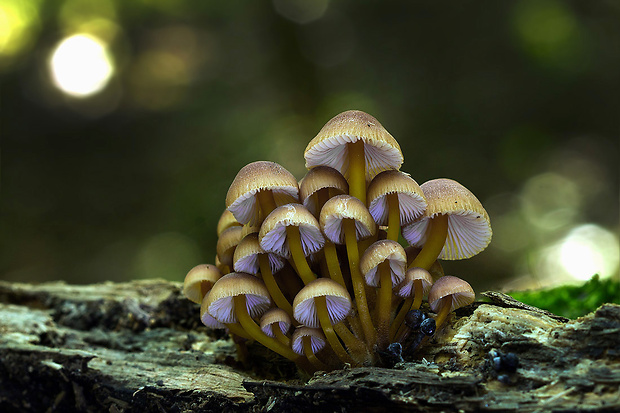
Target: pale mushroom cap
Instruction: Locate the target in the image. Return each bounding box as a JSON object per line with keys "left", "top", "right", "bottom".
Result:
{"left": 359, "top": 239, "right": 407, "bottom": 287}
{"left": 217, "top": 209, "right": 242, "bottom": 237}
{"left": 367, "top": 170, "right": 427, "bottom": 226}
{"left": 260, "top": 308, "right": 292, "bottom": 337}
{"left": 402, "top": 178, "right": 492, "bottom": 260}
{"left": 299, "top": 166, "right": 349, "bottom": 216}
{"left": 233, "top": 233, "right": 285, "bottom": 275}
{"left": 259, "top": 203, "right": 325, "bottom": 258}
{"left": 304, "top": 110, "right": 404, "bottom": 180}
{"left": 204, "top": 272, "right": 272, "bottom": 324}
{"left": 291, "top": 327, "right": 327, "bottom": 355}
{"left": 428, "top": 275, "right": 475, "bottom": 313}
{"left": 226, "top": 161, "right": 300, "bottom": 225}
{"left": 292, "top": 278, "right": 352, "bottom": 328}
{"left": 319, "top": 194, "right": 377, "bottom": 244}
{"left": 183, "top": 264, "right": 222, "bottom": 304}
{"left": 216, "top": 226, "right": 244, "bottom": 267}
{"left": 396, "top": 267, "right": 434, "bottom": 298}
{"left": 200, "top": 291, "right": 226, "bottom": 329}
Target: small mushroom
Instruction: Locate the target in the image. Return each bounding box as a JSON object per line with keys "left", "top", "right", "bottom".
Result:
{"left": 291, "top": 326, "right": 330, "bottom": 371}
{"left": 260, "top": 307, "right": 293, "bottom": 346}
{"left": 391, "top": 267, "right": 434, "bottom": 341}
{"left": 216, "top": 226, "right": 244, "bottom": 272}
{"left": 427, "top": 275, "right": 475, "bottom": 330}
{"left": 299, "top": 166, "right": 349, "bottom": 217}
{"left": 183, "top": 264, "right": 222, "bottom": 304}
{"left": 216, "top": 209, "right": 242, "bottom": 237}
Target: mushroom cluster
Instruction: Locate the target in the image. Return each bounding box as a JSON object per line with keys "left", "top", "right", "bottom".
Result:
{"left": 183, "top": 110, "right": 492, "bottom": 372}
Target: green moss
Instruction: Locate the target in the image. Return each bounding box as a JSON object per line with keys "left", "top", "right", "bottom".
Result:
{"left": 508, "top": 275, "right": 620, "bottom": 319}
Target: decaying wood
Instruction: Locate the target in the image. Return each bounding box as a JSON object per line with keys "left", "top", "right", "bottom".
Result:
{"left": 0, "top": 280, "right": 618, "bottom": 412}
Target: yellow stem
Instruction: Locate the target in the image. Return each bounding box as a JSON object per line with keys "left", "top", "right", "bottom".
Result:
{"left": 273, "top": 324, "right": 291, "bottom": 346}
{"left": 333, "top": 322, "right": 369, "bottom": 363}
{"left": 391, "top": 279, "right": 424, "bottom": 342}
{"left": 258, "top": 254, "right": 293, "bottom": 317}
{"left": 303, "top": 336, "right": 330, "bottom": 372}
{"left": 348, "top": 140, "right": 366, "bottom": 202}
{"left": 409, "top": 214, "right": 449, "bottom": 270}
{"left": 285, "top": 225, "right": 316, "bottom": 285}
{"left": 233, "top": 295, "right": 299, "bottom": 362}
{"left": 376, "top": 262, "right": 393, "bottom": 349}
{"left": 434, "top": 297, "right": 452, "bottom": 330}
{"left": 256, "top": 190, "right": 277, "bottom": 223}
{"left": 226, "top": 322, "right": 252, "bottom": 340}
{"left": 316, "top": 296, "right": 357, "bottom": 365}
{"left": 386, "top": 192, "right": 401, "bottom": 241}
{"left": 323, "top": 241, "right": 346, "bottom": 288}
{"left": 344, "top": 219, "right": 377, "bottom": 346}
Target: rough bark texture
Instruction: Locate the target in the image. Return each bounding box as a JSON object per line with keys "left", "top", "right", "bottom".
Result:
{"left": 0, "top": 279, "right": 618, "bottom": 412}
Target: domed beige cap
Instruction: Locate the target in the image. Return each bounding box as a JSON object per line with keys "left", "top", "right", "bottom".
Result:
{"left": 402, "top": 178, "right": 492, "bottom": 260}
{"left": 204, "top": 272, "right": 272, "bottom": 324}
{"left": 359, "top": 239, "right": 407, "bottom": 287}
{"left": 367, "top": 170, "right": 427, "bottom": 226}
{"left": 260, "top": 307, "right": 292, "bottom": 337}
{"left": 200, "top": 291, "right": 226, "bottom": 329}
{"left": 233, "top": 233, "right": 285, "bottom": 275}
{"left": 217, "top": 210, "right": 242, "bottom": 237}
{"left": 396, "top": 267, "right": 434, "bottom": 298}
{"left": 216, "top": 226, "right": 244, "bottom": 267}
{"left": 183, "top": 264, "right": 222, "bottom": 304}
{"left": 291, "top": 327, "right": 327, "bottom": 356}
{"left": 299, "top": 166, "right": 349, "bottom": 216}
{"left": 292, "top": 278, "right": 352, "bottom": 328}
{"left": 304, "top": 110, "right": 403, "bottom": 180}
{"left": 428, "top": 275, "right": 475, "bottom": 313}
{"left": 319, "top": 194, "right": 377, "bottom": 244}
{"left": 226, "top": 161, "right": 300, "bottom": 225}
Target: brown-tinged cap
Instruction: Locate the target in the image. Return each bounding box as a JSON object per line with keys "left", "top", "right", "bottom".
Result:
{"left": 292, "top": 278, "right": 352, "bottom": 328}
{"left": 216, "top": 225, "right": 244, "bottom": 267}
{"left": 359, "top": 239, "right": 407, "bottom": 287}
{"left": 291, "top": 327, "right": 326, "bottom": 355}
{"left": 319, "top": 194, "right": 377, "bottom": 244}
{"left": 396, "top": 267, "right": 434, "bottom": 298}
{"left": 217, "top": 210, "right": 242, "bottom": 237}
{"left": 183, "top": 264, "right": 222, "bottom": 304}
{"left": 200, "top": 291, "right": 226, "bottom": 329}
{"left": 299, "top": 166, "right": 349, "bottom": 216}
{"left": 260, "top": 307, "right": 292, "bottom": 337}
{"left": 402, "top": 178, "right": 492, "bottom": 260}
{"left": 259, "top": 203, "right": 325, "bottom": 258}
{"left": 226, "top": 161, "right": 300, "bottom": 225}
{"left": 204, "top": 272, "right": 272, "bottom": 324}
{"left": 428, "top": 275, "right": 475, "bottom": 313}
{"left": 304, "top": 110, "right": 403, "bottom": 180}
{"left": 367, "top": 170, "right": 427, "bottom": 226}
{"left": 233, "top": 233, "right": 285, "bottom": 275}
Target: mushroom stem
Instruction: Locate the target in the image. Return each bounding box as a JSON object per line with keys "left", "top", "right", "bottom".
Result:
{"left": 390, "top": 279, "right": 424, "bottom": 341}
{"left": 433, "top": 296, "right": 452, "bottom": 330}
{"left": 315, "top": 296, "right": 357, "bottom": 365}
{"left": 285, "top": 226, "right": 317, "bottom": 285}
{"left": 226, "top": 322, "right": 252, "bottom": 340}
{"left": 232, "top": 295, "right": 299, "bottom": 362}
{"left": 343, "top": 218, "right": 377, "bottom": 346}
{"left": 409, "top": 214, "right": 449, "bottom": 270}
{"left": 333, "top": 321, "right": 369, "bottom": 363}
{"left": 256, "top": 189, "right": 278, "bottom": 223}
{"left": 323, "top": 241, "right": 346, "bottom": 288}
{"left": 386, "top": 192, "right": 401, "bottom": 241}
{"left": 258, "top": 254, "right": 293, "bottom": 317}
{"left": 376, "top": 261, "right": 393, "bottom": 348}
{"left": 273, "top": 325, "right": 291, "bottom": 347}
{"left": 302, "top": 336, "right": 330, "bottom": 372}
{"left": 348, "top": 140, "right": 366, "bottom": 202}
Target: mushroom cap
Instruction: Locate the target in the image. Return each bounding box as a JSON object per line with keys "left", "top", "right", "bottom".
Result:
{"left": 292, "top": 278, "right": 352, "bottom": 328}
{"left": 402, "top": 178, "right": 492, "bottom": 260}
{"left": 304, "top": 110, "right": 403, "bottom": 180}
{"left": 319, "top": 194, "right": 377, "bottom": 244}
{"left": 204, "top": 272, "right": 272, "bottom": 324}
{"left": 260, "top": 308, "right": 292, "bottom": 337}
{"left": 396, "top": 267, "right": 434, "bottom": 298}
{"left": 259, "top": 203, "right": 325, "bottom": 259}
{"left": 226, "top": 161, "right": 300, "bottom": 225}
{"left": 299, "top": 166, "right": 349, "bottom": 216}
{"left": 428, "top": 275, "right": 475, "bottom": 313}
{"left": 183, "top": 264, "right": 223, "bottom": 304}
{"left": 216, "top": 226, "right": 244, "bottom": 267}
{"left": 217, "top": 209, "right": 242, "bottom": 237}
{"left": 359, "top": 239, "right": 407, "bottom": 287}
{"left": 291, "top": 327, "right": 327, "bottom": 355}
{"left": 199, "top": 291, "right": 226, "bottom": 329}
{"left": 233, "top": 233, "right": 285, "bottom": 275}
{"left": 367, "top": 170, "right": 427, "bottom": 226}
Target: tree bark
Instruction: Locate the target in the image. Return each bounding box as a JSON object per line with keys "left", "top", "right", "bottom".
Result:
{"left": 0, "top": 280, "right": 618, "bottom": 412}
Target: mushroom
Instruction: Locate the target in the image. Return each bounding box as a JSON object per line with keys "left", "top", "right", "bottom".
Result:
{"left": 304, "top": 110, "right": 403, "bottom": 202}
{"left": 217, "top": 209, "right": 242, "bottom": 237}
{"left": 359, "top": 239, "right": 407, "bottom": 347}
{"left": 402, "top": 178, "right": 492, "bottom": 270}
{"left": 390, "top": 267, "right": 434, "bottom": 341}
{"left": 293, "top": 278, "right": 367, "bottom": 365}
{"left": 367, "top": 170, "right": 427, "bottom": 241}
{"left": 216, "top": 225, "right": 244, "bottom": 273}
{"left": 204, "top": 272, "right": 299, "bottom": 361}
{"left": 233, "top": 233, "right": 291, "bottom": 316}
{"left": 259, "top": 203, "right": 325, "bottom": 285}
{"left": 183, "top": 264, "right": 222, "bottom": 304}
{"left": 199, "top": 290, "right": 226, "bottom": 330}
{"left": 260, "top": 307, "right": 292, "bottom": 346}
{"left": 427, "top": 275, "right": 475, "bottom": 330}
{"left": 291, "top": 326, "right": 330, "bottom": 372}
{"left": 226, "top": 161, "right": 300, "bottom": 226}
{"left": 299, "top": 166, "right": 349, "bottom": 217}
{"left": 320, "top": 194, "right": 378, "bottom": 346}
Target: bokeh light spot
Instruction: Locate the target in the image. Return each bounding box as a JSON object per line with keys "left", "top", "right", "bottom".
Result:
{"left": 521, "top": 172, "right": 580, "bottom": 231}
{"left": 49, "top": 34, "right": 114, "bottom": 97}
{"left": 273, "top": 0, "right": 329, "bottom": 24}
{"left": 0, "top": 0, "right": 40, "bottom": 61}
{"left": 558, "top": 225, "right": 619, "bottom": 281}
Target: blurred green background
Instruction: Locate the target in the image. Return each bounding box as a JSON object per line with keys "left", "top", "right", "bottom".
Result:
{"left": 1, "top": 0, "right": 618, "bottom": 295}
